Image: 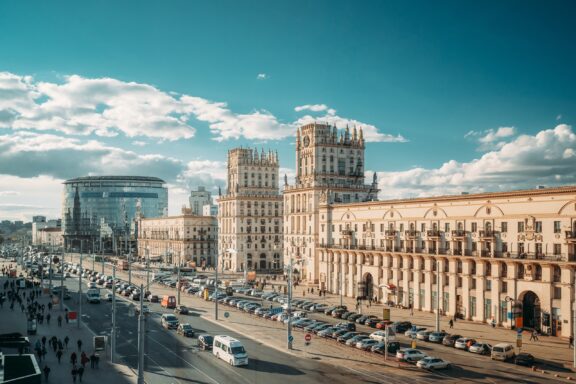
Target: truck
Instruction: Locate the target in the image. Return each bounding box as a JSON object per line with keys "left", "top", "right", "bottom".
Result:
{"left": 86, "top": 287, "right": 101, "bottom": 304}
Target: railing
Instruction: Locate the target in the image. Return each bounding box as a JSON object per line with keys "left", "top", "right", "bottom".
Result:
{"left": 404, "top": 230, "right": 420, "bottom": 238}
{"left": 451, "top": 230, "right": 467, "bottom": 237}
{"left": 479, "top": 230, "right": 496, "bottom": 238}
{"left": 426, "top": 230, "right": 442, "bottom": 238}
{"left": 385, "top": 230, "right": 398, "bottom": 237}
{"left": 566, "top": 231, "right": 576, "bottom": 240}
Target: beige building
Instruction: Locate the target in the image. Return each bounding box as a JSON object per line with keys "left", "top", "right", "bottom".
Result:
{"left": 317, "top": 186, "right": 576, "bottom": 337}
{"left": 37, "top": 227, "right": 63, "bottom": 247}
{"left": 218, "top": 148, "right": 283, "bottom": 272}
{"left": 137, "top": 212, "right": 217, "bottom": 267}
{"left": 283, "top": 123, "right": 378, "bottom": 282}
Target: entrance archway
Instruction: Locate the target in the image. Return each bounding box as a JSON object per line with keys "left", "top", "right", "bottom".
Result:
{"left": 521, "top": 291, "right": 541, "bottom": 329}
{"left": 362, "top": 273, "right": 374, "bottom": 300}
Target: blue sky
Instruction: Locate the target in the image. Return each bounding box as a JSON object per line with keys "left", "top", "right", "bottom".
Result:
{"left": 0, "top": 0, "right": 575, "bottom": 220}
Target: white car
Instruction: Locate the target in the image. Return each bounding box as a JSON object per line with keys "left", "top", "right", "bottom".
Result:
{"left": 404, "top": 327, "right": 426, "bottom": 338}
{"left": 428, "top": 332, "right": 448, "bottom": 343}
{"left": 396, "top": 348, "right": 427, "bottom": 362}
{"left": 454, "top": 337, "right": 476, "bottom": 350}
{"left": 369, "top": 330, "right": 397, "bottom": 342}
{"left": 469, "top": 342, "right": 492, "bottom": 355}
{"left": 416, "top": 357, "right": 451, "bottom": 370}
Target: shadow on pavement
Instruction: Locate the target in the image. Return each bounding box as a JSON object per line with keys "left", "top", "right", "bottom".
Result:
{"left": 245, "top": 357, "right": 305, "bottom": 375}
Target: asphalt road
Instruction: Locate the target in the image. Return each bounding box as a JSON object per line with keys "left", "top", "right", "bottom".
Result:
{"left": 61, "top": 278, "right": 383, "bottom": 384}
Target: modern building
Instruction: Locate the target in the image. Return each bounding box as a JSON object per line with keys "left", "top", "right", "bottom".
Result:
{"left": 189, "top": 186, "right": 212, "bottom": 216}
{"left": 218, "top": 148, "right": 283, "bottom": 272}
{"left": 203, "top": 203, "right": 218, "bottom": 216}
{"left": 137, "top": 209, "right": 217, "bottom": 267}
{"left": 283, "top": 123, "right": 378, "bottom": 282}
{"left": 62, "top": 176, "right": 168, "bottom": 254}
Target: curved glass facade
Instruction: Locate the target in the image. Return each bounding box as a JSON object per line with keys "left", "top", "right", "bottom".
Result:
{"left": 62, "top": 176, "right": 168, "bottom": 252}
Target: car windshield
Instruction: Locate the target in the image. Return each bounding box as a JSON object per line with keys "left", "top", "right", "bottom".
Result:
{"left": 202, "top": 336, "right": 213, "bottom": 344}
{"left": 231, "top": 346, "right": 245, "bottom": 355}
{"left": 493, "top": 347, "right": 504, "bottom": 352}
{"left": 166, "top": 315, "right": 177, "bottom": 321}
{"left": 182, "top": 325, "right": 192, "bottom": 330}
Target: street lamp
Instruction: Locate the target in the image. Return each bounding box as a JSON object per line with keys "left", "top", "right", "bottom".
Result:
{"left": 505, "top": 296, "right": 516, "bottom": 330}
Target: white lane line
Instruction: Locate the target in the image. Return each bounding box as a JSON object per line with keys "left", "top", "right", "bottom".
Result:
{"left": 146, "top": 334, "right": 223, "bottom": 384}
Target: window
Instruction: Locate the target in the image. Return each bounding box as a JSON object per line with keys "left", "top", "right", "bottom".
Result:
{"left": 501, "top": 222, "right": 508, "bottom": 233}
{"left": 535, "top": 221, "right": 542, "bottom": 233}
{"left": 486, "top": 280, "right": 492, "bottom": 291}
{"left": 399, "top": 223, "right": 404, "bottom": 232}
{"left": 444, "top": 223, "right": 450, "bottom": 232}
{"left": 554, "top": 287, "right": 562, "bottom": 300}
{"left": 554, "top": 244, "right": 561, "bottom": 256}
{"left": 421, "top": 223, "right": 426, "bottom": 232}
{"left": 470, "top": 296, "right": 477, "bottom": 317}
{"left": 554, "top": 221, "right": 561, "bottom": 233}
{"left": 502, "top": 281, "right": 507, "bottom": 293}
{"left": 502, "top": 242, "right": 508, "bottom": 253}
{"left": 471, "top": 222, "right": 477, "bottom": 232}
{"left": 518, "top": 221, "right": 524, "bottom": 232}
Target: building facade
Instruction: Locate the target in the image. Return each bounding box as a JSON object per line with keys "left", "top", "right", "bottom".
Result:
{"left": 203, "top": 204, "right": 218, "bottom": 217}
{"left": 283, "top": 123, "right": 378, "bottom": 283}
{"left": 137, "top": 212, "right": 217, "bottom": 267}
{"left": 218, "top": 148, "right": 283, "bottom": 272}
{"left": 62, "top": 176, "right": 168, "bottom": 253}
{"left": 317, "top": 186, "right": 576, "bottom": 337}
{"left": 189, "top": 186, "right": 212, "bottom": 216}
{"left": 32, "top": 219, "right": 61, "bottom": 245}
{"left": 38, "top": 227, "right": 63, "bottom": 247}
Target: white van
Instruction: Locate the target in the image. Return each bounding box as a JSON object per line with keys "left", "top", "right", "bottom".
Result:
{"left": 213, "top": 335, "right": 248, "bottom": 366}
{"left": 491, "top": 343, "right": 515, "bottom": 361}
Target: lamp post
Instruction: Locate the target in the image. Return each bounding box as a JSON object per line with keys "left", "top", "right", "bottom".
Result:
{"left": 505, "top": 296, "right": 515, "bottom": 330}
{"left": 78, "top": 239, "right": 83, "bottom": 329}
{"left": 146, "top": 247, "right": 150, "bottom": 291}
{"left": 111, "top": 265, "right": 117, "bottom": 363}
{"left": 287, "top": 255, "right": 294, "bottom": 350}
{"left": 137, "top": 283, "right": 145, "bottom": 384}
{"left": 436, "top": 259, "right": 440, "bottom": 332}
{"left": 176, "top": 250, "right": 181, "bottom": 306}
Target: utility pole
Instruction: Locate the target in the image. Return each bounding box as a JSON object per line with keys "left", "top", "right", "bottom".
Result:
{"left": 48, "top": 239, "right": 53, "bottom": 290}
{"left": 128, "top": 241, "right": 132, "bottom": 286}
{"left": 287, "top": 255, "right": 293, "bottom": 350}
{"left": 101, "top": 240, "right": 105, "bottom": 274}
{"left": 573, "top": 296, "right": 576, "bottom": 368}
{"left": 177, "top": 251, "right": 181, "bottom": 305}
{"left": 146, "top": 248, "right": 150, "bottom": 291}
{"left": 111, "top": 266, "right": 117, "bottom": 363}
{"left": 384, "top": 323, "right": 389, "bottom": 361}
{"left": 215, "top": 251, "right": 219, "bottom": 320}
{"left": 137, "top": 283, "right": 145, "bottom": 384}
{"left": 59, "top": 246, "right": 64, "bottom": 312}
{"left": 78, "top": 240, "right": 83, "bottom": 329}
{"left": 92, "top": 238, "right": 95, "bottom": 271}
{"left": 435, "top": 259, "right": 440, "bottom": 332}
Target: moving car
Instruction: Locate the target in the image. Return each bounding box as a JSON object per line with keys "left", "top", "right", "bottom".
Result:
{"left": 396, "top": 348, "right": 427, "bottom": 362}
{"left": 161, "top": 314, "right": 179, "bottom": 329}
{"left": 469, "top": 343, "right": 492, "bottom": 355}
{"left": 416, "top": 357, "right": 451, "bottom": 370}
{"left": 175, "top": 305, "right": 190, "bottom": 315}
{"left": 177, "top": 323, "right": 195, "bottom": 337}
{"left": 491, "top": 343, "right": 515, "bottom": 361}
{"left": 161, "top": 295, "right": 177, "bottom": 309}
{"left": 514, "top": 353, "right": 535, "bottom": 366}
{"left": 213, "top": 335, "right": 248, "bottom": 366}
{"left": 198, "top": 334, "right": 214, "bottom": 350}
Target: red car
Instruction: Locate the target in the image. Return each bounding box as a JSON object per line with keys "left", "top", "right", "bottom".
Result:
{"left": 375, "top": 320, "right": 393, "bottom": 329}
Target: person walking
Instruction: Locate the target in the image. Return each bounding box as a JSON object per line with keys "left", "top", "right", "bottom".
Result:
{"left": 70, "top": 351, "right": 77, "bottom": 365}
{"left": 43, "top": 364, "right": 51, "bottom": 381}
{"left": 90, "top": 353, "right": 96, "bottom": 368}
{"left": 80, "top": 352, "right": 89, "bottom": 368}
{"left": 64, "top": 336, "right": 69, "bottom": 349}
{"left": 57, "top": 315, "right": 62, "bottom": 327}
{"left": 46, "top": 313, "right": 51, "bottom": 325}
{"left": 449, "top": 319, "right": 454, "bottom": 329}
{"left": 77, "top": 365, "right": 85, "bottom": 382}
{"left": 530, "top": 330, "right": 537, "bottom": 341}
{"left": 71, "top": 365, "right": 78, "bottom": 383}
{"left": 65, "top": 311, "right": 69, "bottom": 324}
{"left": 56, "top": 349, "right": 63, "bottom": 364}
{"left": 77, "top": 339, "right": 82, "bottom": 351}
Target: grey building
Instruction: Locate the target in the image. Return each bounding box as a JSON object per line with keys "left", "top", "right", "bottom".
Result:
{"left": 62, "top": 176, "right": 168, "bottom": 254}
{"left": 189, "top": 186, "right": 212, "bottom": 216}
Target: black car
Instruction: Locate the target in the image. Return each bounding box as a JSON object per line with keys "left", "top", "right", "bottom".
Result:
{"left": 348, "top": 313, "right": 363, "bottom": 322}
{"left": 393, "top": 321, "right": 412, "bottom": 333}
{"left": 198, "top": 334, "right": 214, "bottom": 350}
{"left": 514, "top": 353, "right": 535, "bottom": 366}
{"left": 175, "top": 305, "right": 190, "bottom": 315}
{"left": 442, "top": 334, "right": 462, "bottom": 347}
{"left": 177, "top": 323, "right": 195, "bottom": 337}
{"left": 365, "top": 318, "right": 380, "bottom": 328}
{"left": 371, "top": 341, "right": 401, "bottom": 355}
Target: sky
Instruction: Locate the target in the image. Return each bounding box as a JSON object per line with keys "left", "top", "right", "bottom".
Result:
{"left": 0, "top": 0, "right": 575, "bottom": 221}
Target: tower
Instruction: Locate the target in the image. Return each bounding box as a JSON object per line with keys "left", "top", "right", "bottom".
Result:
{"left": 217, "top": 148, "right": 283, "bottom": 272}
{"left": 284, "top": 122, "right": 377, "bottom": 286}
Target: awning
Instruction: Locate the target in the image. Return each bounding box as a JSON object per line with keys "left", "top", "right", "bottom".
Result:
{"left": 379, "top": 283, "right": 396, "bottom": 290}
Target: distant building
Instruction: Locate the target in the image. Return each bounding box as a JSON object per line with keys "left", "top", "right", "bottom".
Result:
{"left": 62, "top": 176, "right": 168, "bottom": 254}
{"left": 137, "top": 208, "right": 217, "bottom": 267}
{"left": 218, "top": 148, "right": 283, "bottom": 272}
{"left": 202, "top": 204, "right": 218, "bottom": 217}
{"left": 32, "top": 219, "right": 61, "bottom": 245}
{"left": 189, "top": 186, "right": 212, "bottom": 216}
{"left": 32, "top": 216, "right": 46, "bottom": 223}
{"left": 38, "top": 227, "right": 63, "bottom": 247}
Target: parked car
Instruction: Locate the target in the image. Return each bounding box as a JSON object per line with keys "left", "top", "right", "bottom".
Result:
{"left": 375, "top": 320, "right": 393, "bottom": 330}
{"left": 416, "top": 357, "right": 451, "bottom": 370}
{"left": 148, "top": 295, "right": 159, "bottom": 303}
{"left": 371, "top": 341, "right": 401, "bottom": 355}
{"left": 175, "top": 305, "right": 190, "bottom": 315}
{"left": 491, "top": 343, "right": 515, "bottom": 361}
{"left": 454, "top": 337, "right": 476, "bottom": 350}
{"left": 365, "top": 318, "right": 381, "bottom": 328}
{"left": 345, "top": 334, "right": 371, "bottom": 347}
{"left": 318, "top": 327, "right": 341, "bottom": 338}
{"left": 416, "top": 330, "right": 432, "bottom": 341}
{"left": 442, "top": 334, "right": 462, "bottom": 347}
{"left": 356, "top": 339, "right": 379, "bottom": 350}
{"left": 177, "top": 323, "right": 195, "bottom": 337}
{"left": 514, "top": 353, "right": 535, "bottom": 366}
{"left": 391, "top": 321, "right": 412, "bottom": 333}
{"left": 405, "top": 327, "right": 426, "bottom": 338}
{"left": 337, "top": 332, "right": 361, "bottom": 344}
{"left": 105, "top": 293, "right": 113, "bottom": 302}
{"left": 197, "top": 334, "right": 214, "bottom": 350}
{"left": 469, "top": 343, "right": 492, "bottom": 355}
{"left": 396, "top": 348, "right": 427, "bottom": 363}
{"left": 428, "top": 332, "right": 448, "bottom": 343}
{"left": 370, "top": 330, "right": 396, "bottom": 342}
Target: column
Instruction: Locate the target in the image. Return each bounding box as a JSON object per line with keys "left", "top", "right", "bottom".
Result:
{"left": 424, "top": 258, "right": 433, "bottom": 312}
{"left": 462, "top": 260, "right": 472, "bottom": 320}
{"left": 413, "top": 257, "right": 423, "bottom": 310}
{"left": 448, "top": 259, "right": 457, "bottom": 316}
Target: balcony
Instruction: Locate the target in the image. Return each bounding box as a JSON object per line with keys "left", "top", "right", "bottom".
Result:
{"left": 479, "top": 230, "right": 496, "bottom": 239}
{"left": 451, "top": 230, "right": 467, "bottom": 238}
{"left": 341, "top": 229, "right": 354, "bottom": 237}
{"left": 385, "top": 230, "right": 398, "bottom": 238}
{"left": 566, "top": 231, "right": 576, "bottom": 242}
{"left": 404, "top": 230, "right": 420, "bottom": 239}
{"left": 426, "top": 230, "right": 442, "bottom": 238}
{"left": 452, "top": 249, "right": 472, "bottom": 256}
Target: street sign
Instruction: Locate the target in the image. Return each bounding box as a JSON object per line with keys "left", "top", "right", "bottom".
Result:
{"left": 224, "top": 312, "right": 230, "bottom": 318}
{"left": 517, "top": 339, "right": 522, "bottom": 348}
{"left": 517, "top": 328, "right": 523, "bottom": 334}
{"left": 93, "top": 336, "right": 106, "bottom": 351}
{"left": 382, "top": 308, "right": 390, "bottom": 321}
{"left": 68, "top": 311, "right": 78, "bottom": 324}
{"left": 288, "top": 335, "right": 294, "bottom": 342}
{"left": 305, "top": 333, "right": 312, "bottom": 342}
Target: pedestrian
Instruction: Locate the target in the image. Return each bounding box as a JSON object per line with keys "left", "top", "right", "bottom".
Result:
{"left": 77, "top": 339, "right": 82, "bottom": 351}
{"left": 70, "top": 351, "right": 77, "bottom": 365}
{"left": 491, "top": 318, "right": 496, "bottom": 328}
{"left": 41, "top": 336, "right": 47, "bottom": 347}
{"left": 570, "top": 336, "right": 574, "bottom": 349}
{"left": 449, "top": 319, "right": 454, "bottom": 329}
{"left": 71, "top": 365, "right": 78, "bottom": 383}
{"left": 64, "top": 336, "right": 69, "bottom": 349}
{"left": 530, "top": 330, "right": 536, "bottom": 341}
{"left": 36, "top": 347, "right": 43, "bottom": 363}
{"left": 410, "top": 304, "right": 414, "bottom": 316}
{"left": 90, "top": 353, "right": 96, "bottom": 368}
{"left": 94, "top": 353, "right": 99, "bottom": 368}
{"left": 46, "top": 313, "right": 51, "bottom": 325}
{"left": 65, "top": 311, "right": 69, "bottom": 324}
{"left": 78, "top": 365, "right": 85, "bottom": 382}
{"left": 43, "top": 364, "right": 51, "bottom": 381}
{"left": 80, "top": 352, "right": 89, "bottom": 368}
{"left": 56, "top": 349, "right": 63, "bottom": 364}
{"left": 57, "top": 315, "right": 62, "bottom": 327}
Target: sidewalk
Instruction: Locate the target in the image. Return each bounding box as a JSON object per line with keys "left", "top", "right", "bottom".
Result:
{"left": 0, "top": 261, "right": 136, "bottom": 384}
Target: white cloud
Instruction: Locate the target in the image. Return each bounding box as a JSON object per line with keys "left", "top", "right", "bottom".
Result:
{"left": 465, "top": 126, "right": 516, "bottom": 150}
{"left": 132, "top": 141, "right": 147, "bottom": 147}
{"left": 376, "top": 124, "right": 576, "bottom": 199}
{"left": 0, "top": 190, "right": 20, "bottom": 197}
{"left": 556, "top": 114, "right": 562, "bottom": 121}
{"left": 256, "top": 73, "right": 268, "bottom": 80}
{"left": 294, "top": 104, "right": 329, "bottom": 113}
{"left": 0, "top": 175, "right": 62, "bottom": 221}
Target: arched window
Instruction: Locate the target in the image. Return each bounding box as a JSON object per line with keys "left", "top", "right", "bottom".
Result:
{"left": 534, "top": 265, "right": 542, "bottom": 280}
{"left": 517, "top": 264, "right": 525, "bottom": 279}
{"left": 485, "top": 262, "right": 492, "bottom": 276}
{"left": 553, "top": 265, "right": 561, "bottom": 282}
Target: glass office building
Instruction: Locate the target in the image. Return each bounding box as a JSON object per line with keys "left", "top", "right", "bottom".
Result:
{"left": 62, "top": 176, "right": 168, "bottom": 253}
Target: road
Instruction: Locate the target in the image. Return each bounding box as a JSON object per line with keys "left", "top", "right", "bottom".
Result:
{"left": 60, "top": 277, "right": 393, "bottom": 384}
